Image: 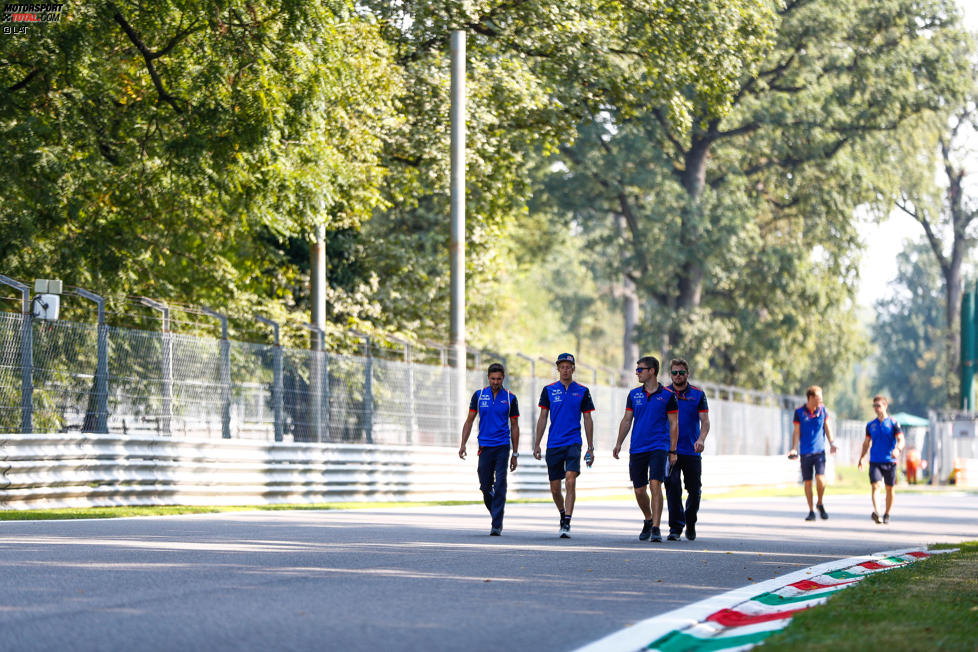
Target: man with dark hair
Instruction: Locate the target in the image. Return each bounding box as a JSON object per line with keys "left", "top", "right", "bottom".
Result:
{"left": 459, "top": 363, "right": 520, "bottom": 536}
{"left": 788, "top": 385, "right": 837, "bottom": 521}
{"left": 665, "top": 358, "right": 710, "bottom": 541}
{"left": 533, "top": 353, "right": 595, "bottom": 538}
{"left": 858, "top": 396, "right": 904, "bottom": 524}
{"left": 613, "top": 355, "right": 678, "bottom": 543}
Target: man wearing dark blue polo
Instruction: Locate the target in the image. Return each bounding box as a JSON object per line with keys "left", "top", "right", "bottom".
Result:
{"left": 665, "top": 358, "right": 710, "bottom": 541}
{"left": 533, "top": 353, "right": 595, "bottom": 538}
{"left": 459, "top": 363, "right": 520, "bottom": 536}
{"left": 857, "top": 395, "right": 904, "bottom": 524}
{"left": 788, "top": 385, "right": 837, "bottom": 521}
{"left": 613, "top": 355, "right": 678, "bottom": 543}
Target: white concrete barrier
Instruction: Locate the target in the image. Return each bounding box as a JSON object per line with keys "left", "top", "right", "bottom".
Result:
{"left": 0, "top": 434, "right": 804, "bottom": 510}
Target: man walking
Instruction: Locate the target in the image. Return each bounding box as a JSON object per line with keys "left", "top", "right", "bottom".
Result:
{"left": 613, "top": 356, "right": 678, "bottom": 543}
{"left": 459, "top": 363, "right": 520, "bottom": 536}
{"left": 665, "top": 358, "right": 710, "bottom": 541}
{"left": 857, "top": 396, "right": 904, "bottom": 524}
{"left": 533, "top": 353, "right": 595, "bottom": 538}
{"left": 787, "top": 385, "right": 837, "bottom": 521}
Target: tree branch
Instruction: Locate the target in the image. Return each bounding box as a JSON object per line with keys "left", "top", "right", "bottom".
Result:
{"left": 111, "top": 7, "right": 185, "bottom": 114}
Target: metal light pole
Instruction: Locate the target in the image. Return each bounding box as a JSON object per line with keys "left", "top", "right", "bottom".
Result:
{"left": 450, "top": 29, "right": 467, "bottom": 436}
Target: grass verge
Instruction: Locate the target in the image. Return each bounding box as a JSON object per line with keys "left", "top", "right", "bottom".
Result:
{"left": 0, "top": 501, "right": 482, "bottom": 521}
{"left": 760, "top": 541, "right": 978, "bottom": 651}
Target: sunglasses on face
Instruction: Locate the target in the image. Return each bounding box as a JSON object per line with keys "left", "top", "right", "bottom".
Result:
{"left": 670, "top": 370, "right": 687, "bottom": 376}
{"left": 635, "top": 367, "right": 649, "bottom": 373}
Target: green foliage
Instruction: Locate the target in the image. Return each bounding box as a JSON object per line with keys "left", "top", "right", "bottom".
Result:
{"left": 873, "top": 240, "right": 957, "bottom": 415}
{"left": 348, "top": 0, "right": 778, "bottom": 342}
{"left": 536, "top": 0, "right": 970, "bottom": 393}
{"left": 0, "top": 0, "right": 400, "bottom": 339}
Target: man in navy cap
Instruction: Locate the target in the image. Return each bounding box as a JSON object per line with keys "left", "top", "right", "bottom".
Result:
{"left": 533, "top": 353, "right": 595, "bottom": 538}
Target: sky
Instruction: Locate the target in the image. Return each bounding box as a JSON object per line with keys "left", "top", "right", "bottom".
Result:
{"left": 855, "top": 1, "right": 978, "bottom": 310}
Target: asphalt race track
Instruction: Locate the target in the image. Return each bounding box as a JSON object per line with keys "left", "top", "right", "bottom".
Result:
{"left": 0, "top": 492, "right": 974, "bottom": 652}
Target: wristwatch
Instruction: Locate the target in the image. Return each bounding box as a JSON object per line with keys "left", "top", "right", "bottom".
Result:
{"left": 669, "top": 450, "right": 677, "bottom": 454}
{"left": 511, "top": 452, "right": 519, "bottom": 457}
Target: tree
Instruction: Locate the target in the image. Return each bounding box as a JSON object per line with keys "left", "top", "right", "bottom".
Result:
{"left": 0, "top": 0, "right": 400, "bottom": 338}
{"left": 873, "top": 240, "right": 954, "bottom": 416}
{"left": 539, "top": 0, "right": 972, "bottom": 392}
{"left": 894, "top": 92, "right": 978, "bottom": 407}
{"left": 352, "top": 0, "right": 778, "bottom": 342}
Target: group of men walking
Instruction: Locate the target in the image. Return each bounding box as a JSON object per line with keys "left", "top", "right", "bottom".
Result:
{"left": 460, "top": 354, "right": 906, "bottom": 538}
{"left": 460, "top": 353, "right": 709, "bottom": 540}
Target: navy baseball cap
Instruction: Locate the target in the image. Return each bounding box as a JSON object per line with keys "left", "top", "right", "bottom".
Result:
{"left": 555, "top": 353, "right": 575, "bottom": 365}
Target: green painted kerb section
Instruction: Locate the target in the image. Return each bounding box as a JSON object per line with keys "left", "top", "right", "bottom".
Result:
{"left": 826, "top": 569, "right": 863, "bottom": 580}
{"left": 649, "top": 628, "right": 776, "bottom": 652}
{"left": 750, "top": 586, "right": 845, "bottom": 606}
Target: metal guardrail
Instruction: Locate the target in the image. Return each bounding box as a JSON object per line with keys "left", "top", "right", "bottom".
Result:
{"left": 0, "top": 434, "right": 806, "bottom": 510}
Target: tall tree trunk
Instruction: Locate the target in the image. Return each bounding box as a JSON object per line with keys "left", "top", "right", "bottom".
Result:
{"left": 622, "top": 274, "right": 639, "bottom": 369}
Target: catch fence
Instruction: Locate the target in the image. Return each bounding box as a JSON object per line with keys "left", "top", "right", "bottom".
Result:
{"left": 1, "top": 311, "right": 804, "bottom": 451}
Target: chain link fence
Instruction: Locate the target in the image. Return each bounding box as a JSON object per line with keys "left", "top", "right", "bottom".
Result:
{"left": 1, "top": 311, "right": 806, "bottom": 451}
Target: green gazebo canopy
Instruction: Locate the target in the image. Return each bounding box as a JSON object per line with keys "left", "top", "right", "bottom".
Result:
{"left": 891, "top": 412, "right": 929, "bottom": 427}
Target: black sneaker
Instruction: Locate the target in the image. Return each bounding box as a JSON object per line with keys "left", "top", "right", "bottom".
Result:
{"left": 686, "top": 522, "right": 696, "bottom": 541}
{"left": 871, "top": 512, "right": 881, "bottom": 524}
{"left": 883, "top": 513, "right": 890, "bottom": 524}
{"left": 817, "top": 504, "right": 829, "bottom": 520}
{"left": 639, "top": 520, "right": 653, "bottom": 541}
{"left": 805, "top": 511, "right": 816, "bottom": 521}
{"left": 559, "top": 517, "right": 571, "bottom": 538}
{"left": 667, "top": 532, "right": 681, "bottom": 541}
{"left": 650, "top": 527, "right": 662, "bottom": 543}
{"left": 490, "top": 527, "right": 502, "bottom": 536}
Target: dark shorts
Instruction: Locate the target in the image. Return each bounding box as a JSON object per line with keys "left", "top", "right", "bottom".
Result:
{"left": 869, "top": 462, "right": 897, "bottom": 486}
{"left": 800, "top": 451, "right": 826, "bottom": 482}
{"left": 629, "top": 449, "right": 669, "bottom": 488}
{"left": 546, "top": 444, "right": 582, "bottom": 481}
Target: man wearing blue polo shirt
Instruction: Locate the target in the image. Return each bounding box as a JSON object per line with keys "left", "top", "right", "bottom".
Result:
{"left": 459, "top": 363, "right": 521, "bottom": 536}
{"left": 613, "top": 355, "right": 678, "bottom": 543}
{"left": 533, "top": 353, "right": 595, "bottom": 538}
{"left": 665, "top": 358, "right": 710, "bottom": 541}
{"left": 788, "top": 385, "right": 838, "bottom": 521}
{"left": 857, "top": 395, "right": 904, "bottom": 524}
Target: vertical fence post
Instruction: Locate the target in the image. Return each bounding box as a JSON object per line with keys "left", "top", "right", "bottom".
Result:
{"left": 389, "top": 335, "right": 417, "bottom": 444}
{"left": 256, "top": 316, "right": 283, "bottom": 442}
{"left": 75, "top": 288, "right": 108, "bottom": 434}
{"left": 516, "top": 353, "right": 536, "bottom": 436}
{"left": 201, "top": 307, "right": 231, "bottom": 439}
{"left": 351, "top": 332, "right": 374, "bottom": 444}
{"left": 302, "top": 323, "right": 326, "bottom": 443}
{"left": 0, "top": 275, "right": 31, "bottom": 433}
{"left": 139, "top": 297, "right": 172, "bottom": 436}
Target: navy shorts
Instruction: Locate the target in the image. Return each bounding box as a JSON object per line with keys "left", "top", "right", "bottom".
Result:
{"left": 869, "top": 462, "right": 897, "bottom": 486}
{"left": 800, "top": 451, "right": 826, "bottom": 481}
{"left": 629, "top": 449, "right": 669, "bottom": 488}
{"left": 546, "top": 444, "right": 582, "bottom": 481}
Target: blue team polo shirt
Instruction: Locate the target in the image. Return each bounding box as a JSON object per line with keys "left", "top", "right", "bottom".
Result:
{"left": 865, "top": 417, "right": 903, "bottom": 463}
{"left": 469, "top": 387, "right": 520, "bottom": 447}
{"left": 625, "top": 384, "right": 678, "bottom": 454}
{"left": 538, "top": 381, "right": 595, "bottom": 448}
{"left": 794, "top": 405, "right": 828, "bottom": 455}
{"left": 667, "top": 383, "right": 709, "bottom": 456}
